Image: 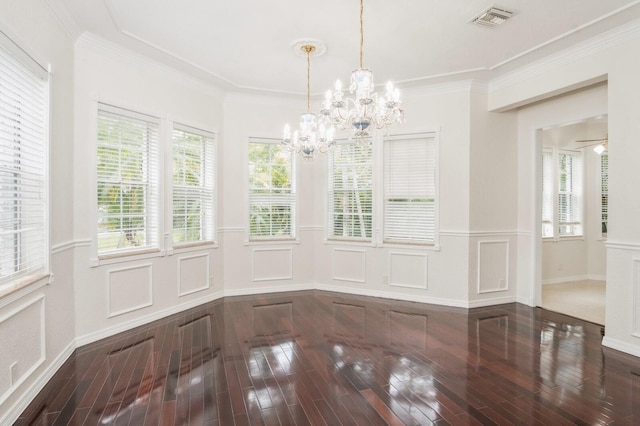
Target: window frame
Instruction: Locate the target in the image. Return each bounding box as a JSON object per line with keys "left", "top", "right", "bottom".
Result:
{"left": 247, "top": 138, "right": 297, "bottom": 242}
{"left": 170, "top": 123, "right": 217, "bottom": 249}
{"left": 0, "top": 29, "right": 51, "bottom": 294}
{"left": 541, "top": 147, "right": 584, "bottom": 241}
{"left": 94, "top": 103, "right": 161, "bottom": 259}
{"left": 381, "top": 132, "right": 439, "bottom": 247}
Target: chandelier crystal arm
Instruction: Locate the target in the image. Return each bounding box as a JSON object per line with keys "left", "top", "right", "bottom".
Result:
{"left": 282, "top": 43, "right": 336, "bottom": 159}
{"left": 320, "top": 0, "right": 404, "bottom": 143}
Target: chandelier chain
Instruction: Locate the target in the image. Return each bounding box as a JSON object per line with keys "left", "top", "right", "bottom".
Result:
{"left": 359, "top": 0, "right": 364, "bottom": 68}
{"left": 306, "top": 47, "right": 311, "bottom": 112}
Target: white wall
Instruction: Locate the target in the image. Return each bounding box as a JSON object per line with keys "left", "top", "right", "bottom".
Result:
{"left": 0, "top": 1, "right": 76, "bottom": 423}
{"left": 221, "top": 92, "right": 317, "bottom": 295}
{"left": 72, "top": 35, "right": 225, "bottom": 344}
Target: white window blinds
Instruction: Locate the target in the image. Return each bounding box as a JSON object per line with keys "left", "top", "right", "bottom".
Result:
{"left": 97, "top": 104, "right": 160, "bottom": 253}
{"left": 328, "top": 142, "right": 373, "bottom": 241}
{"left": 558, "top": 150, "right": 582, "bottom": 236}
{"left": 601, "top": 153, "right": 608, "bottom": 236}
{"left": 249, "top": 140, "right": 295, "bottom": 240}
{"left": 0, "top": 32, "right": 48, "bottom": 283}
{"left": 172, "top": 124, "right": 215, "bottom": 245}
{"left": 383, "top": 134, "right": 437, "bottom": 244}
{"left": 541, "top": 149, "right": 553, "bottom": 238}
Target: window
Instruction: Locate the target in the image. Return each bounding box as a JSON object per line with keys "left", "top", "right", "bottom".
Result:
{"left": 383, "top": 134, "right": 437, "bottom": 244}
{"left": 0, "top": 33, "right": 49, "bottom": 284}
{"left": 172, "top": 125, "right": 215, "bottom": 245}
{"left": 327, "top": 142, "right": 373, "bottom": 241}
{"left": 601, "top": 153, "right": 608, "bottom": 236}
{"left": 541, "top": 148, "right": 583, "bottom": 239}
{"left": 248, "top": 140, "right": 295, "bottom": 240}
{"left": 541, "top": 149, "right": 554, "bottom": 238}
{"left": 96, "top": 105, "right": 159, "bottom": 253}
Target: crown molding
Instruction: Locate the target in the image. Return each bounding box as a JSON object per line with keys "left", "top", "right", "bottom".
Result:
{"left": 43, "top": 0, "right": 81, "bottom": 41}
{"left": 76, "top": 33, "right": 225, "bottom": 98}
{"left": 489, "top": 17, "right": 640, "bottom": 92}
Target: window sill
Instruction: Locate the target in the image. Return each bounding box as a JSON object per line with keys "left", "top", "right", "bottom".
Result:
{"left": 169, "top": 241, "right": 219, "bottom": 255}
{"left": 0, "top": 273, "right": 52, "bottom": 309}
{"left": 325, "top": 238, "right": 375, "bottom": 247}
{"left": 91, "top": 248, "right": 163, "bottom": 267}
{"left": 244, "top": 238, "right": 300, "bottom": 246}
{"left": 380, "top": 241, "right": 441, "bottom": 251}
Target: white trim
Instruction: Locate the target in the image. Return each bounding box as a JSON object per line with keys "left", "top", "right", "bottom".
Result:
{"left": 0, "top": 275, "right": 52, "bottom": 310}
{"left": 76, "top": 289, "right": 225, "bottom": 347}
{"left": 440, "top": 230, "right": 521, "bottom": 237}
{"left": 178, "top": 253, "right": 211, "bottom": 297}
{"left": 602, "top": 336, "right": 640, "bottom": 358}
{"left": 606, "top": 241, "right": 640, "bottom": 251}
{"left": 0, "top": 295, "right": 46, "bottom": 407}
{"left": 490, "top": 16, "right": 640, "bottom": 92}
{"left": 51, "top": 239, "right": 92, "bottom": 255}
{"left": 0, "top": 339, "right": 75, "bottom": 426}
{"left": 222, "top": 283, "right": 314, "bottom": 298}
{"left": 76, "top": 34, "right": 225, "bottom": 96}
{"left": 219, "top": 227, "right": 245, "bottom": 234}
{"left": 299, "top": 226, "right": 323, "bottom": 232}
{"left": 541, "top": 275, "right": 590, "bottom": 285}
{"left": 107, "top": 264, "right": 153, "bottom": 318}
{"left": 42, "top": 0, "right": 81, "bottom": 40}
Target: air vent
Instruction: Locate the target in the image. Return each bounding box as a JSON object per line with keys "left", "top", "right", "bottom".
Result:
{"left": 471, "top": 6, "right": 515, "bottom": 27}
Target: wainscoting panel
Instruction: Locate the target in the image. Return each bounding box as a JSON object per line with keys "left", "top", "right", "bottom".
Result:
{"left": 252, "top": 248, "right": 293, "bottom": 282}
{"left": 389, "top": 252, "right": 428, "bottom": 289}
{"left": 178, "top": 253, "right": 210, "bottom": 296}
{"left": 0, "top": 295, "right": 45, "bottom": 405}
{"left": 108, "top": 264, "right": 153, "bottom": 317}
{"left": 332, "top": 248, "right": 366, "bottom": 283}
{"left": 477, "top": 240, "right": 509, "bottom": 294}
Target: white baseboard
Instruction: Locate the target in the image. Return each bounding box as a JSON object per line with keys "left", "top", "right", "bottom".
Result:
{"left": 222, "top": 283, "right": 315, "bottom": 298}
{"left": 315, "top": 283, "right": 469, "bottom": 308}
{"left": 467, "top": 295, "right": 517, "bottom": 308}
{"left": 602, "top": 336, "right": 640, "bottom": 358}
{"left": 76, "top": 289, "right": 224, "bottom": 347}
{"left": 542, "top": 275, "right": 588, "bottom": 285}
{"left": 0, "top": 340, "right": 75, "bottom": 426}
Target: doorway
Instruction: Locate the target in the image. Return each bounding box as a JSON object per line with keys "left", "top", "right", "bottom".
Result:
{"left": 538, "top": 116, "right": 607, "bottom": 325}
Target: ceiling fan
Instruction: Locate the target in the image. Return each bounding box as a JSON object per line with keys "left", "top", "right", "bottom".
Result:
{"left": 576, "top": 134, "right": 608, "bottom": 154}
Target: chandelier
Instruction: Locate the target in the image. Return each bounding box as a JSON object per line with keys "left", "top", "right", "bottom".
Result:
{"left": 283, "top": 44, "right": 336, "bottom": 159}
{"left": 320, "top": 0, "right": 404, "bottom": 143}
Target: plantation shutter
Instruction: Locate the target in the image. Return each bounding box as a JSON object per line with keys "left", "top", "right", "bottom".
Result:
{"left": 248, "top": 140, "right": 295, "bottom": 239}
{"left": 557, "top": 150, "right": 582, "bottom": 236}
{"left": 0, "top": 32, "right": 48, "bottom": 283}
{"left": 97, "top": 104, "right": 160, "bottom": 253}
{"left": 172, "top": 124, "right": 215, "bottom": 244}
{"left": 327, "top": 142, "right": 373, "bottom": 241}
{"left": 383, "top": 134, "right": 437, "bottom": 244}
{"left": 541, "top": 149, "right": 553, "bottom": 238}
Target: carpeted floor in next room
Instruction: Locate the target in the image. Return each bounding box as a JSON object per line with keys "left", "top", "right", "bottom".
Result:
{"left": 541, "top": 279, "right": 605, "bottom": 325}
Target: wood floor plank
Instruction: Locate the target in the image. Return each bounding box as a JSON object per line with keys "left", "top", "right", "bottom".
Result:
{"left": 16, "top": 291, "right": 640, "bottom": 425}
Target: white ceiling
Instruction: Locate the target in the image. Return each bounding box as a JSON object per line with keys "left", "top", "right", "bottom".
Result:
{"left": 52, "top": 0, "right": 640, "bottom": 95}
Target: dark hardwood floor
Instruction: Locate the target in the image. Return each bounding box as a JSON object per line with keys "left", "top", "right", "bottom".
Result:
{"left": 16, "top": 290, "right": 640, "bottom": 425}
